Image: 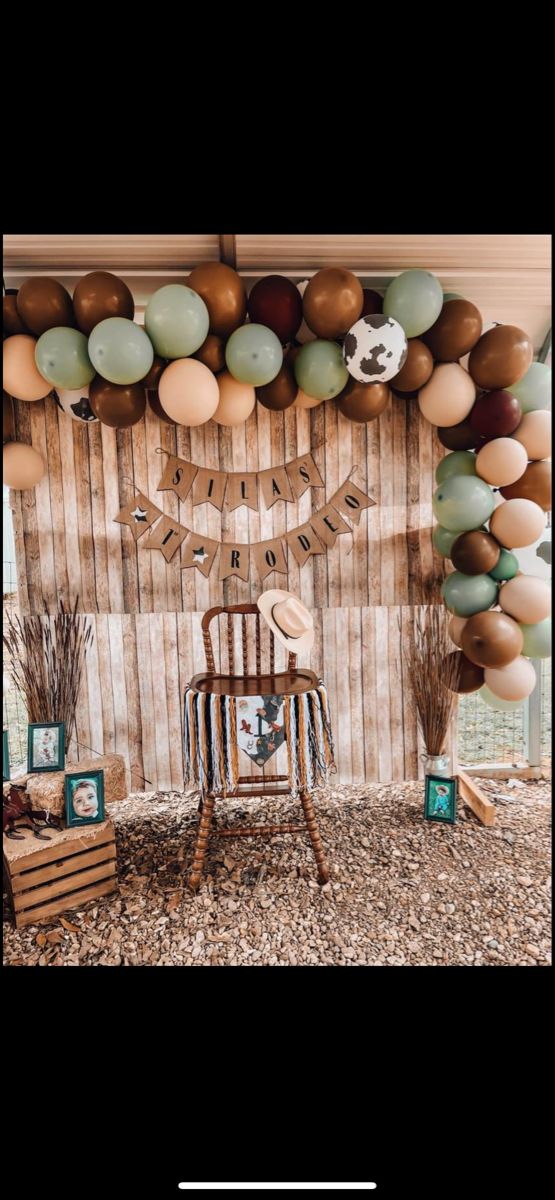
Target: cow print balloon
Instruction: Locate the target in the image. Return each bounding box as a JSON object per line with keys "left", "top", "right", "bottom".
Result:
{"left": 54, "top": 385, "right": 98, "bottom": 424}
{"left": 343, "top": 314, "right": 408, "bottom": 384}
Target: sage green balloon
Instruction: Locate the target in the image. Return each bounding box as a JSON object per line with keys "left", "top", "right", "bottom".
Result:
{"left": 519, "top": 617, "right": 551, "bottom": 658}
{"left": 479, "top": 684, "right": 524, "bottom": 711}
{"left": 225, "top": 323, "right": 283, "bottom": 386}
{"left": 294, "top": 339, "right": 348, "bottom": 400}
{"left": 383, "top": 269, "right": 443, "bottom": 337}
{"left": 35, "top": 327, "right": 95, "bottom": 390}
{"left": 441, "top": 571, "right": 498, "bottom": 617}
{"left": 432, "top": 475, "right": 495, "bottom": 532}
{"left": 88, "top": 318, "right": 153, "bottom": 385}
{"left": 508, "top": 362, "right": 551, "bottom": 413}
{"left": 432, "top": 525, "right": 459, "bottom": 557}
{"left": 443, "top": 292, "right": 465, "bottom": 302}
{"left": 435, "top": 451, "right": 477, "bottom": 484}
{"left": 489, "top": 549, "right": 519, "bottom": 582}
{"left": 144, "top": 284, "right": 209, "bottom": 359}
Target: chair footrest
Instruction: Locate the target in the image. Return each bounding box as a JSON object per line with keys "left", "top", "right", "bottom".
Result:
{"left": 213, "top": 822, "right": 307, "bottom": 838}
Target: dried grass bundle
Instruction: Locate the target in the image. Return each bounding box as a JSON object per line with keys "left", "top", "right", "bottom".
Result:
{"left": 3, "top": 598, "right": 93, "bottom": 747}
{"left": 403, "top": 607, "right": 460, "bottom": 756}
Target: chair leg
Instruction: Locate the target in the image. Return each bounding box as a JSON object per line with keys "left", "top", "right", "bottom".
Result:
{"left": 189, "top": 791, "right": 216, "bottom": 892}
{"left": 300, "top": 790, "right": 330, "bottom": 884}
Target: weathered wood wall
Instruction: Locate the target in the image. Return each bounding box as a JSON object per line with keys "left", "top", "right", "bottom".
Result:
{"left": 10, "top": 393, "right": 452, "bottom": 787}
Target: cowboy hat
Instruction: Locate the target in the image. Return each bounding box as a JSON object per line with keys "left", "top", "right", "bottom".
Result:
{"left": 257, "top": 589, "right": 314, "bottom": 655}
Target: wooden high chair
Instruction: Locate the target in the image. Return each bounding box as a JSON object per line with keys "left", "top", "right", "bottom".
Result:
{"left": 187, "top": 603, "right": 331, "bottom": 892}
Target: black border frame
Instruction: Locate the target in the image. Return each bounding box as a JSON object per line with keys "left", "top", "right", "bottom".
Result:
{"left": 424, "top": 774, "right": 457, "bottom": 824}
{"left": 64, "top": 768, "right": 105, "bottom": 827}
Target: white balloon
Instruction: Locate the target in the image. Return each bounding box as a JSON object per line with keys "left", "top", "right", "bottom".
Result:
{"left": 295, "top": 280, "right": 317, "bottom": 345}
{"left": 343, "top": 314, "right": 408, "bottom": 384}
{"left": 54, "top": 385, "right": 98, "bottom": 424}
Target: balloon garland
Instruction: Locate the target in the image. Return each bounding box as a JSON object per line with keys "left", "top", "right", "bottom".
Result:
{"left": 3, "top": 264, "right": 552, "bottom": 712}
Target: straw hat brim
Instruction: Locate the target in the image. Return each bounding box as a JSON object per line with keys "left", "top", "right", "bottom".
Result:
{"left": 257, "top": 589, "right": 315, "bottom": 656}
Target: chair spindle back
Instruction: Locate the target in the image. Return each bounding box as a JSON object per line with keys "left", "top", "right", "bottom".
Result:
{"left": 201, "top": 604, "right": 296, "bottom": 676}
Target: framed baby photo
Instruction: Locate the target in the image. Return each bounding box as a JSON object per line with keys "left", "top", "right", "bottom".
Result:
{"left": 65, "top": 769, "right": 105, "bottom": 827}
{"left": 424, "top": 775, "right": 457, "bottom": 824}
{"left": 3, "top": 729, "right": 10, "bottom": 782}
{"left": 27, "top": 721, "right": 65, "bottom": 773}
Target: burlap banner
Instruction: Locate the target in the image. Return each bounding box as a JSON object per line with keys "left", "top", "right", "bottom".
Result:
{"left": 155, "top": 450, "right": 325, "bottom": 511}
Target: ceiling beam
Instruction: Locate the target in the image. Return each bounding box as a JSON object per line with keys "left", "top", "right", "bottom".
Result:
{"left": 219, "top": 234, "right": 237, "bottom": 268}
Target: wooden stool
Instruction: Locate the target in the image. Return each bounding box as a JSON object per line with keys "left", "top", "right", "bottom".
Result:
{"left": 187, "top": 604, "right": 332, "bottom": 892}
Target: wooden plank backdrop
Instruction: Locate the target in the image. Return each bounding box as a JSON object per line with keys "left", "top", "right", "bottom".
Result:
{"left": 9, "top": 394, "right": 453, "bottom": 787}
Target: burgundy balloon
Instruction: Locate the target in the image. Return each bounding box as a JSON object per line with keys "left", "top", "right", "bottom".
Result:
{"left": 247, "top": 275, "right": 303, "bottom": 343}
{"left": 438, "top": 418, "right": 484, "bottom": 451}
{"left": 361, "top": 289, "right": 383, "bottom": 317}
{"left": 446, "top": 650, "right": 485, "bottom": 694}
{"left": 469, "top": 390, "right": 522, "bottom": 439}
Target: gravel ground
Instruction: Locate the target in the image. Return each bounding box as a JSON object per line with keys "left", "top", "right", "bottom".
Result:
{"left": 3, "top": 779, "right": 551, "bottom": 967}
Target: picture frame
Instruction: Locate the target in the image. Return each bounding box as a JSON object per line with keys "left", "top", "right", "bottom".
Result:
{"left": 27, "top": 721, "right": 65, "bottom": 773}
{"left": 3, "top": 729, "right": 10, "bottom": 782}
{"left": 65, "top": 769, "right": 105, "bottom": 828}
{"left": 424, "top": 774, "right": 457, "bottom": 824}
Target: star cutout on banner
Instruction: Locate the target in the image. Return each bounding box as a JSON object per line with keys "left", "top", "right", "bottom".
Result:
{"left": 131, "top": 506, "right": 149, "bottom": 522}
{"left": 113, "top": 491, "right": 162, "bottom": 542}
{"left": 192, "top": 546, "right": 209, "bottom": 564}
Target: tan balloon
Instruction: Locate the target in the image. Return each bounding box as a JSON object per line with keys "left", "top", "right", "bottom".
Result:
{"left": 448, "top": 615, "right": 468, "bottom": 648}
{"left": 484, "top": 656, "right": 537, "bottom": 701}
{"left": 3, "top": 335, "right": 51, "bottom": 401}
{"left": 3, "top": 441, "right": 45, "bottom": 489}
{"left": 158, "top": 359, "right": 219, "bottom": 426}
{"left": 294, "top": 389, "right": 322, "bottom": 409}
{"left": 499, "top": 575, "right": 551, "bottom": 623}
{"left": 213, "top": 371, "right": 256, "bottom": 426}
{"left": 475, "top": 437, "right": 528, "bottom": 487}
{"left": 489, "top": 497, "right": 546, "bottom": 549}
{"left": 303, "top": 268, "right": 363, "bottom": 339}
{"left": 512, "top": 410, "right": 552, "bottom": 461}
{"left": 418, "top": 363, "right": 476, "bottom": 427}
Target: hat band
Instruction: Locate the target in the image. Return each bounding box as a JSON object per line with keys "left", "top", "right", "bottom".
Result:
{"left": 271, "top": 604, "right": 304, "bottom": 641}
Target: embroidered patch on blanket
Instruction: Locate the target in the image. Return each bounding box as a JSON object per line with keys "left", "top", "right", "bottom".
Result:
{"left": 236, "top": 695, "right": 286, "bottom": 766}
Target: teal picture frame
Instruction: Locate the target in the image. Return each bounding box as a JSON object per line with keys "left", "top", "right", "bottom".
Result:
{"left": 65, "top": 769, "right": 105, "bottom": 828}
{"left": 3, "top": 729, "right": 10, "bottom": 782}
{"left": 424, "top": 774, "right": 457, "bottom": 824}
{"left": 27, "top": 721, "right": 65, "bottom": 773}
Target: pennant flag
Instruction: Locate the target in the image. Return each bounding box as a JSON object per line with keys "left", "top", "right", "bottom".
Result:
{"left": 252, "top": 537, "right": 288, "bottom": 581}
{"left": 285, "top": 522, "right": 325, "bottom": 567}
{"left": 286, "top": 452, "right": 325, "bottom": 499}
{"left": 258, "top": 465, "right": 295, "bottom": 509}
{"left": 114, "top": 491, "right": 162, "bottom": 542}
{"left": 226, "top": 471, "right": 259, "bottom": 512}
{"left": 192, "top": 467, "right": 228, "bottom": 511}
{"left": 157, "top": 454, "right": 197, "bottom": 503}
{"left": 310, "top": 502, "right": 352, "bottom": 548}
{"left": 181, "top": 534, "right": 219, "bottom": 577}
{"left": 144, "top": 515, "right": 188, "bottom": 562}
{"left": 219, "top": 543, "right": 250, "bottom": 582}
{"left": 332, "top": 479, "right": 376, "bottom": 526}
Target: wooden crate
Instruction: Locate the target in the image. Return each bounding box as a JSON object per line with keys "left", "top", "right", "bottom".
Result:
{"left": 3, "top": 819, "right": 117, "bottom": 929}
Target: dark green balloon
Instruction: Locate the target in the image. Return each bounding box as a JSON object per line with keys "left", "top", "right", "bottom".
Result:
{"left": 441, "top": 571, "right": 498, "bottom": 617}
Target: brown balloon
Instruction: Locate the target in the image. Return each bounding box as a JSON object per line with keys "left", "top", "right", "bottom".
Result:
{"left": 451, "top": 530, "right": 501, "bottom": 575}
{"left": 256, "top": 355, "right": 297, "bottom": 411}
{"left": 500, "top": 460, "right": 552, "bottom": 512}
{"left": 73, "top": 271, "right": 134, "bottom": 335}
{"left": 3, "top": 391, "right": 15, "bottom": 442}
{"left": 438, "top": 418, "right": 484, "bottom": 451}
{"left": 193, "top": 334, "right": 226, "bottom": 374}
{"left": 146, "top": 389, "right": 176, "bottom": 425}
{"left": 140, "top": 355, "right": 167, "bottom": 389}
{"left": 337, "top": 378, "right": 390, "bottom": 423}
{"left": 391, "top": 338, "right": 434, "bottom": 393}
{"left": 3, "top": 294, "right": 29, "bottom": 336}
{"left": 187, "top": 262, "right": 247, "bottom": 338}
{"left": 461, "top": 611, "right": 524, "bottom": 669}
{"left": 446, "top": 650, "right": 485, "bottom": 694}
{"left": 303, "top": 268, "right": 363, "bottom": 339}
{"left": 422, "top": 299, "right": 483, "bottom": 362}
{"left": 16, "top": 277, "right": 75, "bottom": 336}
{"left": 89, "top": 376, "right": 146, "bottom": 428}
{"left": 468, "top": 325, "right": 533, "bottom": 390}
{"left": 361, "top": 289, "right": 383, "bottom": 317}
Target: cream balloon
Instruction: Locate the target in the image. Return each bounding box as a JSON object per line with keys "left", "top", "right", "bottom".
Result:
{"left": 489, "top": 498, "right": 546, "bottom": 549}
{"left": 475, "top": 437, "right": 528, "bottom": 487}
{"left": 294, "top": 388, "right": 322, "bottom": 409}
{"left": 484, "top": 656, "right": 537, "bottom": 702}
{"left": 158, "top": 359, "right": 219, "bottom": 426}
{"left": 3, "top": 441, "right": 45, "bottom": 489}
{"left": 213, "top": 371, "right": 256, "bottom": 426}
{"left": 418, "top": 363, "right": 476, "bottom": 427}
{"left": 3, "top": 335, "right": 51, "bottom": 402}
{"left": 448, "top": 615, "right": 468, "bottom": 648}
{"left": 512, "top": 410, "right": 552, "bottom": 461}
{"left": 498, "top": 575, "right": 551, "bottom": 623}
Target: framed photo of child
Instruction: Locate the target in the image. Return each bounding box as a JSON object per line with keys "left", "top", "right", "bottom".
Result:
{"left": 65, "top": 770, "right": 105, "bottom": 827}
{"left": 424, "top": 775, "right": 457, "bottom": 824}
{"left": 27, "top": 721, "right": 65, "bottom": 773}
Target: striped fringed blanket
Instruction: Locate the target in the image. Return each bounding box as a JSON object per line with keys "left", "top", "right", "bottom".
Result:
{"left": 183, "top": 683, "right": 335, "bottom": 796}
